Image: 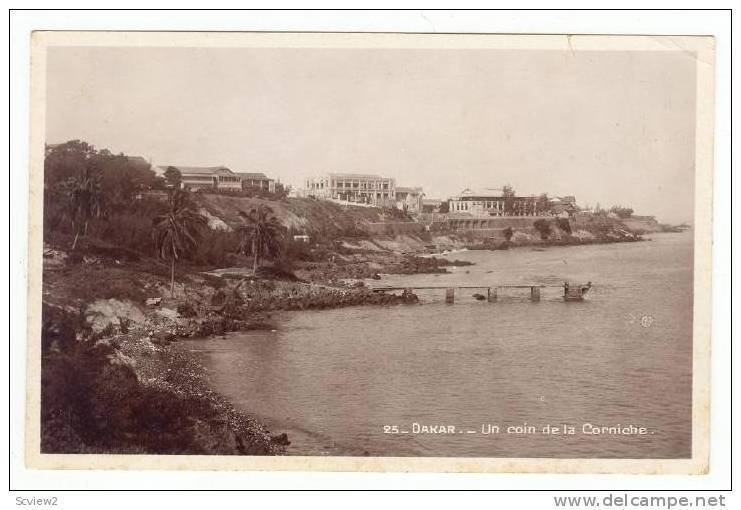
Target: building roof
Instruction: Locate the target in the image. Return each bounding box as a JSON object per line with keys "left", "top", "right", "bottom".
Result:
{"left": 237, "top": 172, "right": 271, "bottom": 180}
{"left": 551, "top": 202, "right": 578, "bottom": 212}
{"left": 326, "top": 172, "right": 389, "bottom": 180}
{"left": 453, "top": 187, "right": 544, "bottom": 199}
{"left": 395, "top": 186, "right": 424, "bottom": 193}
{"left": 549, "top": 196, "right": 578, "bottom": 205}
{"left": 158, "top": 165, "right": 233, "bottom": 175}
{"left": 453, "top": 187, "right": 505, "bottom": 199}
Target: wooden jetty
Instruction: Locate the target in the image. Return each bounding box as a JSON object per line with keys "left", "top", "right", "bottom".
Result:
{"left": 370, "top": 283, "right": 591, "bottom": 302}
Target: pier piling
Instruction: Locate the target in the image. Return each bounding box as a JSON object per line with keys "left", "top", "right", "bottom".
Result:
{"left": 530, "top": 286, "right": 541, "bottom": 302}
{"left": 445, "top": 288, "right": 455, "bottom": 304}
{"left": 487, "top": 288, "right": 497, "bottom": 302}
{"left": 371, "top": 283, "right": 587, "bottom": 303}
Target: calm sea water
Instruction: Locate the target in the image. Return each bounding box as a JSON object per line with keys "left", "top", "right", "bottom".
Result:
{"left": 179, "top": 232, "right": 694, "bottom": 458}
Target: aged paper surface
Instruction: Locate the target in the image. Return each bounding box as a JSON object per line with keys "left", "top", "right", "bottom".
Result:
{"left": 26, "top": 31, "right": 714, "bottom": 473}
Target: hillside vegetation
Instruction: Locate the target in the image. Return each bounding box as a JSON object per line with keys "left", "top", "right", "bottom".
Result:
{"left": 195, "top": 194, "right": 411, "bottom": 238}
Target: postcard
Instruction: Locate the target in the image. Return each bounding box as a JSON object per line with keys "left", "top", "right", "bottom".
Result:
{"left": 26, "top": 31, "right": 714, "bottom": 474}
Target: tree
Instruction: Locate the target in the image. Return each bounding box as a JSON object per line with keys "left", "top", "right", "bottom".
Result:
{"left": 556, "top": 218, "right": 572, "bottom": 234}
{"left": 533, "top": 219, "right": 552, "bottom": 240}
{"left": 609, "top": 205, "right": 634, "bottom": 219}
{"left": 274, "top": 182, "right": 290, "bottom": 200}
{"left": 438, "top": 201, "right": 450, "bottom": 214}
{"left": 98, "top": 153, "right": 157, "bottom": 205}
{"left": 44, "top": 140, "right": 97, "bottom": 187}
{"left": 237, "top": 205, "right": 286, "bottom": 276}
{"left": 536, "top": 193, "right": 550, "bottom": 216}
{"left": 164, "top": 167, "right": 182, "bottom": 188}
{"left": 63, "top": 166, "right": 104, "bottom": 250}
{"left": 502, "top": 184, "right": 516, "bottom": 216}
{"left": 526, "top": 195, "right": 537, "bottom": 216}
{"left": 152, "top": 189, "right": 206, "bottom": 295}
{"left": 45, "top": 141, "right": 158, "bottom": 236}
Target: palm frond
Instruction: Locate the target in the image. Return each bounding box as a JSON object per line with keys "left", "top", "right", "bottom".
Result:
{"left": 151, "top": 189, "right": 205, "bottom": 262}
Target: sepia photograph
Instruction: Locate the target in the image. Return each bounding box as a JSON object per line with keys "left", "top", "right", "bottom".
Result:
{"left": 24, "top": 30, "right": 714, "bottom": 474}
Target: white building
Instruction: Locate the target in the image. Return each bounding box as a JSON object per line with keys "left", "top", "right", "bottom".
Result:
{"left": 395, "top": 186, "right": 425, "bottom": 214}
{"left": 237, "top": 172, "right": 276, "bottom": 193}
{"left": 449, "top": 188, "right": 539, "bottom": 217}
{"left": 154, "top": 165, "right": 242, "bottom": 191}
{"left": 304, "top": 173, "right": 396, "bottom": 206}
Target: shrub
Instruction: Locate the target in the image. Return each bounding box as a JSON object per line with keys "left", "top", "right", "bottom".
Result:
{"left": 40, "top": 308, "right": 243, "bottom": 454}
{"left": 200, "top": 273, "right": 228, "bottom": 289}
{"left": 417, "top": 230, "right": 432, "bottom": 242}
{"left": 503, "top": 227, "right": 514, "bottom": 241}
{"left": 533, "top": 219, "right": 552, "bottom": 240}
{"left": 609, "top": 205, "right": 634, "bottom": 219}
{"left": 61, "top": 267, "right": 149, "bottom": 304}
{"left": 191, "top": 230, "right": 241, "bottom": 267}
{"left": 177, "top": 302, "right": 198, "bottom": 318}
{"left": 282, "top": 238, "right": 314, "bottom": 263}
{"left": 119, "top": 317, "right": 131, "bottom": 334}
{"left": 41, "top": 342, "right": 213, "bottom": 454}
{"left": 556, "top": 218, "right": 572, "bottom": 235}
{"left": 258, "top": 264, "right": 300, "bottom": 281}
{"left": 91, "top": 197, "right": 168, "bottom": 255}
{"left": 41, "top": 303, "right": 90, "bottom": 352}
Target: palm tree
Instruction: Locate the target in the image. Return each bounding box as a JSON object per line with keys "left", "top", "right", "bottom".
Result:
{"left": 164, "top": 166, "right": 182, "bottom": 188}
{"left": 64, "top": 167, "right": 104, "bottom": 250}
{"left": 152, "top": 189, "right": 206, "bottom": 295}
{"left": 237, "top": 205, "right": 285, "bottom": 276}
{"left": 502, "top": 184, "right": 516, "bottom": 216}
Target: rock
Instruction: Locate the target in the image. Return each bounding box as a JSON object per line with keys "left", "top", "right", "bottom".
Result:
{"left": 198, "top": 208, "right": 233, "bottom": 232}
{"left": 400, "top": 288, "right": 419, "bottom": 303}
{"left": 85, "top": 298, "right": 146, "bottom": 333}
{"left": 177, "top": 301, "right": 198, "bottom": 318}
{"left": 107, "top": 350, "right": 137, "bottom": 369}
{"left": 270, "top": 432, "right": 291, "bottom": 446}
{"left": 42, "top": 248, "right": 68, "bottom": 268}
{"left": 146, "top": 297, "right": 162, "bottom": 307}
{"left": 189, "top": 418, "right": 264, "bottom": 455}
{"left": 155, "top": 307, "right": 180, "bottom": 320}
{"left": 151, "top": 331, "right": 175, "bottom": 346}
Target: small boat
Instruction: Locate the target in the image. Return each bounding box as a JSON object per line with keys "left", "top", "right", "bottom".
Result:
{"left": 563, "top": 281, "right": 592, "bottom": 301}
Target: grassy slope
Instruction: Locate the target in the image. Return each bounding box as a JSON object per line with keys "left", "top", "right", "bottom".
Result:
{"left": 195, "top": 195, "right": 388, "bottom": 236}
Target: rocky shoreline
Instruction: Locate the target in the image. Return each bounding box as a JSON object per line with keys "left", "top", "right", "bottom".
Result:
{"left": 39, "top": 224, "right": 651, "bottom": 456}
{"left": 41, "top": 303, "right": 285, "bottom": 455}
{"left": 40, "top": 245, "right": 453, "bottom": 455}
{"left": 120, "top": 327, "right": 288, "bottom": 454}
{"left": 464, "top": 234, "right": 644, "bottom": 251}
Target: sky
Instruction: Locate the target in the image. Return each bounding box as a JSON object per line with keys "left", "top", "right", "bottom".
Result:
{"left": 46, "top": 46, "right": 697, "bottom": 223}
